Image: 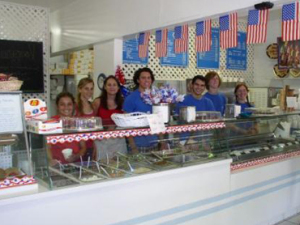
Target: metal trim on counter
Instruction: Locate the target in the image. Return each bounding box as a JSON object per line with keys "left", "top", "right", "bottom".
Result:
{"left": 46, "top": 122, "right": 226, "bottom": 144}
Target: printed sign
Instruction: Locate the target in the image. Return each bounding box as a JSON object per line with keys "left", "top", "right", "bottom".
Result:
{"left": 226, "top": 32, "right": 247, "bottom": 70}
{"left": 197, "top": 28, "right": 220, "bottom": 69}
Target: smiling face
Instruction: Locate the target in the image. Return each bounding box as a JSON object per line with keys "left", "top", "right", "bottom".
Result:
{"left": 57, "top": 97, "right": 74, "bottom": 117}
{"left": 236, "top": 85, "right": 248, "bottom": 103}
{"left": 191, "top": 79, "right": 206, "bottom": 98}
{"left": 79, "top": 82, "right": 94, "bottom": 100}
{"left": 138, "top": 71, "right": 153, "bottom": 91}
{"left": 104, "top": 77, "right": 119, "bottom": 96}
{"left": 208, "top": 75, "right": 220, "bottom": 90}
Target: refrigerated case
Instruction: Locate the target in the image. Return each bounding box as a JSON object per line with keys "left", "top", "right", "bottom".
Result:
{"left": 2, "top": 112, "right": 300, "bottom": 225}
{"left": 28, "top": 112, "right": 300, "bottom": 190}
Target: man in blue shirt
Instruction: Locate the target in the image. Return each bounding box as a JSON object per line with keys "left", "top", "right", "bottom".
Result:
{"left": 123, "top": 67, "right": 159, "bottom": 153}
{"left": 176, "top": 75, "right": 216, "bottom": 146}
{"left": 204, "top": 71, "right": 227, "bottom": 116}
{"left": 176, "top": 75, "right": 215, "bottom": 113}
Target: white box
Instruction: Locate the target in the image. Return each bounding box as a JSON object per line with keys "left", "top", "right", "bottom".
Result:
{"left": 27, "top": 119, "right": 63, "bottom": 134}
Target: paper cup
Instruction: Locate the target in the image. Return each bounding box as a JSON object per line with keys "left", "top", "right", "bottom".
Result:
{"left": 62, "top": 148, "right": 73, "bottom": 160}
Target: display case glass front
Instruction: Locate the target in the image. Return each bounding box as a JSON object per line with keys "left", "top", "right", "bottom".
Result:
{"left": 29, "top": 112, "right": 300, "bottom": 190}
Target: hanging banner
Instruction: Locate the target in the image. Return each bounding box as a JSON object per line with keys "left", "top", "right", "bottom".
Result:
{"left": 123, "top": 38, "right": 148, "bottom": 64}
{"left": 160, "top": 30, "right": 188, "bottom": 67}
{"left": 197, "top": 28, "right": 220, "bottom": 69}
{"left": 226, "top": 32, "right": 247, "bottom": 70}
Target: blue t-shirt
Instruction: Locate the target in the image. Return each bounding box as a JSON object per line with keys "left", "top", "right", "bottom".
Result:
{"left": 204, "top": 92, "right": 227, "bottom": 116}
{"left": 123, "top": 89, "right": 152, "bottom": 113}
{"left": 175, "top": 94, "right": 215, "bottom": 143}
{"left": 176, "top": 94, "right": 215, "bottom": 114}
{"left": 123, "top": 89, "right": 158, "bottom": 148}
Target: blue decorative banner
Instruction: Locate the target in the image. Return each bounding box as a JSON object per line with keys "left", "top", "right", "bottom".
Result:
{"left": 123, "top": 38, "right": 148, "bottom": 64}
{"left": 160, "top": 30, "right": 188, "bottom": 67}
{"left": 226, "top": 32, "right": 247, "bottom": 70}
{"left": 197, "top": 28, "right": 220, "bottom": 69}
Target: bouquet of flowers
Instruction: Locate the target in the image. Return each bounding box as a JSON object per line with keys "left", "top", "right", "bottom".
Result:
{"left": 141, "top": 84, "right": 185, "bottom": 105}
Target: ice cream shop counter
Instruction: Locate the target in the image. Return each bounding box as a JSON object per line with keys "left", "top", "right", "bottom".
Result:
{"left": 1, "top": 112, "right": 300, "bottom": 225}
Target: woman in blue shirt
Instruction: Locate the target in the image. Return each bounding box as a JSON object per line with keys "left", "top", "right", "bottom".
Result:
{"left": 234, "top": 83, "right": 253, "bottom": 112}
{"left": 204, "top": 71, "right": 227, "bottom": 116}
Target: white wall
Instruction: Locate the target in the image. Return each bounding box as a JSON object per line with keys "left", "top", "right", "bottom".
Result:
{"left": 51, "top": 0, "right": 285, "bottom": 53}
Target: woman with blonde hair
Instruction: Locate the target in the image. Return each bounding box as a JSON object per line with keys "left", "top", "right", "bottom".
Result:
{"left": 75, "top": 77, "right": 96, "bottom": 160}
{"left": 75, "top": 77, "right": 96, "bottom": 117}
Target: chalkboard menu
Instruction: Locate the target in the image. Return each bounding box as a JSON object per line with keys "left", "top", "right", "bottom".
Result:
{"left": 123, "top": 38, "right": 148, "bottom": 64}
{"left": 0, "top": 40, "right": 44, "bottom": 93}
{"left": 226, "top": 32, "right": 247, "bottom": 70}
{"left": 160, "top": 30, "right": 188, "bottom": 67}
{"left": 197, "top": 28, "right": 220, "bottom": 69}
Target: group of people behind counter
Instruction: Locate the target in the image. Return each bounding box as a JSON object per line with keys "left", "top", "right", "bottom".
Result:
{"left": 49, "top": 67, "right": 253, "bottom": 165}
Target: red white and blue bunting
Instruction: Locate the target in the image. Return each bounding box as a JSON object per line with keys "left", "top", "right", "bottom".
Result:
{"left": 47, "top": 122, "right": 226, "bottom": 144}
{"left": 0, "top": 175, "right": 36, "bottom": 189}
{"left": 231, "top": 150, "right": 300, "bottom": 172}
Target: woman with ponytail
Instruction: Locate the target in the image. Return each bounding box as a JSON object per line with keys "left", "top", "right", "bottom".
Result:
{"left": 234, "top": 83, "right": 253, "bottom": 113}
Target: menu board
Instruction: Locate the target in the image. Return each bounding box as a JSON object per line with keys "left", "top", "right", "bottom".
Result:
{"left": 160, "top": 30, "right": 188, "bottom": 67}
{"left": 0, "top": 40, "right": 44, "bottom": 93}
{"left": 197, "top": 28, "right": 220, "bottom": 69}
{"left": 0, "top": 93, "right": 23, "bottom": 134}
{"left": 123, "top": 38, "right": 148, "bottom": 64}
{"left": 226, "top": 32, "right": 247, "bottom": 70}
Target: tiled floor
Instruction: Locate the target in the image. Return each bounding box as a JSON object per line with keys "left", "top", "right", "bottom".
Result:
{"left": 276, "top": 213, "right": 300, "bottom": 225}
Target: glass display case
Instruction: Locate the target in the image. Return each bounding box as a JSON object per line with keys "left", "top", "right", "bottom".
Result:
{"left": 29, "top": 112, "right": 300, "bottom": 190}
{"left": 0, "top": 92, "right": 35, "bottom": 194}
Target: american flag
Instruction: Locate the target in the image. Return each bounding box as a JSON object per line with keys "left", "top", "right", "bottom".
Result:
{"left": 155, "top": 29, "right": 168, "bottom": 57}
{"left": 247, "top": 9, "right": 269, "bottom": 44}
{"left": 195, "top": 20, "right": 212, "bottom": 52}
{"left": 219, "top": 13, "right": 238, "bottom": 49}
{"left": 282, "top": 2, "right": 300, "bottom": 41}
{"left": 138, "top": 32, "right": 150, "bottom": 58}
{"left": 174, "top": 24, "right": 188, "bottom": 53}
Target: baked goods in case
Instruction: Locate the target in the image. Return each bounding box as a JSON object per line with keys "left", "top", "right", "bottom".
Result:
{"left": 289, "top": 68, "right": 300, "bottom": 78}
{"left": 0, "top": 168, "right": 6, "bottom": 179}
{"left": 5, "top": 167, "right": 20, "bottom": 177}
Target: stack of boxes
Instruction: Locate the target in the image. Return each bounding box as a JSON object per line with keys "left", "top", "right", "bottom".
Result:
{"left": 49, "top": 49, "right": 94, "bottom": 75}
{"left": 68, "top": 49, "right": 94, "bottom": 75}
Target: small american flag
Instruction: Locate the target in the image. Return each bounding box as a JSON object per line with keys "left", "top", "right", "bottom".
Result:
{"left": 155, "top": 29, "right": 168, "bottom": 57}
{"left": 195, "top": 20, "right": 212, "bottom": 52}
{"left": 138, "top": 32, "right": 150, "bottom": 58}
{"left": 219, "top": 13, "right": 238, "bottom": 49}
{"left": 174, "top": 24, "right": 188, "bottom": 53}
{"left": 282, "top": 2, "right": 300, "bottom": 41}
{"left": 247, "top": 9, "right": 269, "bottom": 44}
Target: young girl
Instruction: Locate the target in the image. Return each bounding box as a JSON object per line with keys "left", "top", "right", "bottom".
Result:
{"left": 234, "top": 83, "right": 253, "bottom": 113}
{"left": 75, "top": 77, "right": 97, "bottom": 160}
{"left": 49, "top": 92, "right": 86, "bottom": 165}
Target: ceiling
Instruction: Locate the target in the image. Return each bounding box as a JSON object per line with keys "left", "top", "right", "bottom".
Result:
{"left": 2, "top": 0, "right": 77, "bottom": 11}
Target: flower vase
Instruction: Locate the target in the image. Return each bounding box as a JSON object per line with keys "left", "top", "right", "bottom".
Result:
{"left": 152, "top": 103, "right": 170, "bottom": 123}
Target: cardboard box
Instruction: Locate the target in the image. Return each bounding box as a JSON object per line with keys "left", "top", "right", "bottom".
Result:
{"left": 27, "top": 119, "right": 63, "bottom": 134}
